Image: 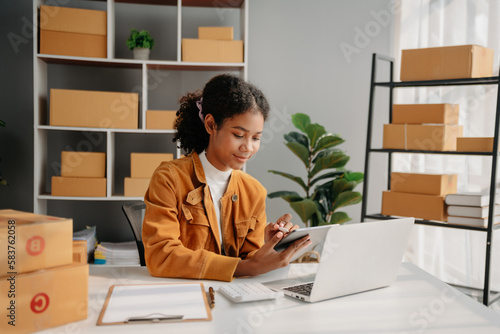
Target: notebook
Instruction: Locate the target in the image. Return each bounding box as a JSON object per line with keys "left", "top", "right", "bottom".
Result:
{"left": 263, "top": 218, "right": 414, "bottom": 303}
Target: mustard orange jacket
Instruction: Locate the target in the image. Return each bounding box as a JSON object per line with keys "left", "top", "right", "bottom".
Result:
{"left": 142, "top": 152, "right": 267, "bottom": 281}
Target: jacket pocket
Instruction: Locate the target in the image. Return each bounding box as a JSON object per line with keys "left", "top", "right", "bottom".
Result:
{"left": 234, "top": 216, "right": 257, "bottom": 237}
{"left": 180, "top": 204, "right": 211, "bottom": 250}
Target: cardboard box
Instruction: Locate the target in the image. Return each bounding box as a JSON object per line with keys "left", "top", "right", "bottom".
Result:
{"left": 40, "top": 5, "right": 107, "bottom": 35}
{"left": 50, "top": 89, "right": 139, "bottom": 129}
{"left": 182, "top": 38, "right": 244, "bottom": 63}
{"left": 198, "top": 26, "right": 234, "bottom": 40}
{"left": 457, "top": 137, "right": 496, "bottom": 152}
{"left": 0, "top": 263, "right": 88, "bottom": 334}
{"left": 0, "top": 209, "right": 73, "bottom": 276}
{"left": 51, "top": 176, "right": 107, "bottom": 197}
{"left": 61, "top": 151, "right": 106, "bottom": 178}
{"left": 400, "top": 45, "right": 494, "bottom": 81}
{"left": 390, "top": 172, "right": 457, "bottom": 196}
{"left": 382, "top": 124, "right": 463, "bottom": 151}
{"left": 40, "top": 30, "right": 107, "bottom": 58}
{"left": 392, "top": 104, "right": 459, "bottom": 125}
{"left": 146, "top": 110, "right": 177, "bottom": 130}
{"left": 381, "top": 191, "right": 447, "bottom": 221}
{"left": 130, "top": 153, "right": 174, "bottom": 178}
{"left": 124, "top": 177, "right": 151, "bottom": 197}
{"left": 72, "top": 240, "right": 88, "bottom": 263}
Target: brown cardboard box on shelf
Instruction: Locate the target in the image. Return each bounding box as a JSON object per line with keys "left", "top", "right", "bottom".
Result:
{"left": 146, "top": 110, "right": 177, "bottom": 130}
{"left": 0, "top": 263, "right": 88, "bottom": 334}
{"left": 381, "top": 191, "right": 447, "bottom": 221}
{"left": 50, "top": 89, "right": 139, "bottom": 129}
{"left": 198, "top": 26, "right": 234, "bottom": 40}
{"left": 392, "top": 104, "right": 459, "bottom": 125}
{"left": 72, "top": 240, "right": 88, "bottom": 263}
{"left": 130, "top": 153, "right": 174, "bottom": 178}
{"left": 390, "top": 172, "right": 457, "bottom": 196}
{"left": 51, "top": 176, "right": 106, "bottom": 197}
{"left": 457, "top": 137, "right": 496, "bottom": 152}
{"left": 124, "top": 177, "right": 151, "bottom": 197}
{"left": 382, "top": 124, "right": 463, "bottom": 151}
{"left": 182, "top": 38, "right": 244, "bottom": 63}
{"left": 61, "top": 151, "right": 106, "bottom": 178}
{"left": 0, "top": 209, "right": 73, "bottom": 276}
{"left": 39, "top": 5, "right": 107, "bottom": 58}
{"left": 400, "top": 45, "right": 494, "bottom": 81}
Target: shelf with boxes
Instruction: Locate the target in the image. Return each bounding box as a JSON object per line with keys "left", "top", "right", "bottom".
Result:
{"left": 361, "top": 47, "right": 500, "bottom": 305}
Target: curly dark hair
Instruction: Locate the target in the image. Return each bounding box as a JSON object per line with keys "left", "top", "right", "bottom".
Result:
{"left": 173, "top": 74, "right": 270, "bottom": 154}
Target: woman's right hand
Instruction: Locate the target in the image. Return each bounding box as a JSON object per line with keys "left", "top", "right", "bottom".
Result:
{"left": 234, "top": 231, "right": 311, "bottom": 277}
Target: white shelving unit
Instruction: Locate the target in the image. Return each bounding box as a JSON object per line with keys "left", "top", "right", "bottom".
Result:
{"left": 33, "top": 0, "right": 248, "bottom": 214}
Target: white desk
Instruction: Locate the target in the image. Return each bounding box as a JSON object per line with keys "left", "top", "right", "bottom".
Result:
{"left": 40, "top": 263, "right": 500, "bottom": 334}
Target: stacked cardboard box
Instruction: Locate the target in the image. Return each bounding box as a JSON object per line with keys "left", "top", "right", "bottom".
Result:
{"left": 52, "top": 151, "right": 106, "bottom": 197}
{"left": 383, "top": 104, "right": 463, "bottom": 151}
{"left": 124, "top": 153, "right": 174, "bottom": 197}
{"left": 146, "top": 110, "right": 177, "bottom": 130}
{"left": 382, "top": 172, "right": 457, "bottom": 221}
{"left": 0, "top": 209, "right": 88, "bottom": 333}
{"left": 182, "top": 26, "right": 243, "bottom": 63}
{"left": 456, "top": 137, "right": 497, "bottom": 152}
{"left": 39, "top": 5, "right": 107, "bottom": 58}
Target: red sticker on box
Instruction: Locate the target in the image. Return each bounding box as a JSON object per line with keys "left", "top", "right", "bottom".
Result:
{"left": 31, "top": 293, "right": 50, "bottom": 313}
{"left": 26, "top": 236, "right": 45, "bottom": 256}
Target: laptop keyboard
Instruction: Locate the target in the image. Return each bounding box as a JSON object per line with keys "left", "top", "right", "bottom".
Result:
{"left": 283, "top": 282, "right": 314, "bottom": 296}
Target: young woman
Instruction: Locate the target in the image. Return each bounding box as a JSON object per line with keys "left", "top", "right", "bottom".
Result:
{"left": 142, "top": 74, "right": 311, "bottom": 281}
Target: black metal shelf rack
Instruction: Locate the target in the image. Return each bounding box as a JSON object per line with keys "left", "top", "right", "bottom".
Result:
{"left": 361, "top": 53, "right": 500, "bottom": 306}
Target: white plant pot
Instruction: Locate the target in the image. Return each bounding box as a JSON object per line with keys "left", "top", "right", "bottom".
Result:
{"left": 133, "top": 48, "right": 150, "bottom": 60}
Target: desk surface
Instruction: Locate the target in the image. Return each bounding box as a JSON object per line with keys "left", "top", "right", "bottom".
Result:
{"left": 40, "top": 263, "right": 500, "bottom": 334}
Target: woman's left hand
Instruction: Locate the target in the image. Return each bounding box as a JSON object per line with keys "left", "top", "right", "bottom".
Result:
{"left": 264, "top": 213, "right": 299, "bottom": 243}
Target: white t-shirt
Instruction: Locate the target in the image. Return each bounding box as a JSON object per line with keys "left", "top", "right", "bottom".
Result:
{"left": 199, "top": 150, "right": 232, "bottom": 247}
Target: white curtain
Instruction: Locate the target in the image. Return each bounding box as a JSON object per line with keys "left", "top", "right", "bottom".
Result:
{"left": 392, "top": 0, "right": 500, "bottom": 290}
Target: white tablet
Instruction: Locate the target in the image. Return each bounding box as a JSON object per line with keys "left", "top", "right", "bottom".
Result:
{"left": 274, "top": 224, "right": 337, "bottom": 260}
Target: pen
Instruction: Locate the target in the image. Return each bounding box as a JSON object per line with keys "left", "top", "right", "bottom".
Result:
{"left": 209, "top": 287, "right": 215, "bottom": 309}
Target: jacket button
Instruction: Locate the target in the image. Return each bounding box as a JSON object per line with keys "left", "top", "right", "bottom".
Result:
{"left": 232, "top": 194, "right": 238, "bottom": 202}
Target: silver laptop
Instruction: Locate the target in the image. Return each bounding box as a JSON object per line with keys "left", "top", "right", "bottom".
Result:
{"left": 263, "top": 218, "right": 414, "bottom": 303}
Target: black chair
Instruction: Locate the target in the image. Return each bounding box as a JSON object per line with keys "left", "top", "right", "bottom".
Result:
{"left": 122, "top": 202, "right": 146, "bottom": 266}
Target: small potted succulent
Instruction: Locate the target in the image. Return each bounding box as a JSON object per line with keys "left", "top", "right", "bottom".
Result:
{"left": 126, "top": 29, "right": 155, "bottom": 60}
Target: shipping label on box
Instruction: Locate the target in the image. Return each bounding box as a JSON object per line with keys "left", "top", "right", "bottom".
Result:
{"left": 124, "top": 177, "right": 151, "bottom": 197}
{"left": 130, "top": 153, "right": 174, "bottom": 178}
{"left": 146, "top": 110, "right": 177, "bottom": 130}
{"left": 40, "top": 30, "right": 107, "bottom": 58}
{"left": 0, "top": 209, "right": 73, "bottom": 276}
{"left": 390, "top": 172, "right": 457, "bottom": 196}
{"left": 383, "top": 124, "right": 463, "bottom": 151}
{"left": 0, "top": 263, "right": 88, "bottom": 334}
{"left": 381, "top": 191, "right": 447, "bottom": 221}
{"left": 457, "top": 137, "right": 496, "bottom": 152}
{"left": 182, "top": 38, "right": 244, "bottom": 63}
{"left": 392, "top": 104, "right": 459, "bottom": 125}
{"left": 61, "top": 151, "right": 106, "bottom": 178}
{"left": 400, "top": 45, "right": 494, "bottom": 81}
{"left": 198, "top": 26, "right": 234, "bottom": 40}
{"left": 50, "top": 89, "right": 138, "bottom": 129}
{"left": 40, "top": 5, "right": 107, "bottom": 35}
{"left": 51, "top": 176, "right": 107, "bottom": 197}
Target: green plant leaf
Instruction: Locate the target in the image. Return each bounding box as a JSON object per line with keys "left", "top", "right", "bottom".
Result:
{"left": 291, "top": 113, "right": 310, "bottom": 133}
{"left": 286, "top": 142, "right": 310, "bottom": 168}
{"left": 309, "top": 153, "right": 349, "bottom": 178}
{"left": 284, "top": 131, "right": 309, "bottom": 148}
{"left": 0, "top": 120, "right": 5, "bottom": 127}
{"left": 332, "top": 191, "right": 362, "bottom": 211}
{"left": 312, "top": 188, "right": 331, "bottom": 216}
{"left": 309, "top": 171, "right": 345, "bottom": 187}
{"left": 268, "top": 170, "right": 307, "bottom": 192}
{"left": 267, "top": 190, "right": 304, "bottom": 203}
{"left": 344, "top": 172, "right": 364, "bottom": 183}
{"left": 289, "top": 199, "right": 318, "bottom": 224}
{"left": 310, "top": 209, "right": 325, "bottom": 227}
{"left": 328, "top": 211, "right": 351, "bottom": 224}
{"left": 305, "top": 123, "right": 326, "bottom": 148}
{"left": 312, "top": 135, "right": 344, "bottom": 155}
{"left": 312, "top": 147, "right": 342, "bottom": 163}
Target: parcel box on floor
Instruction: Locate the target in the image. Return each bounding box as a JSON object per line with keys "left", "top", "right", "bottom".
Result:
{"left": 51, "top": 176, "right": 106, "bottom": 197}
{"left": 392, "top": 104, "right": 459, "bottom": 125}
{"left": 61, "top": 151, "right": 105, "bottom": 178}
{"left": 0, "top": 209, "right": 73, "bottom": 276}
{"left": 390, "top": 172, "right": 457, "bottom": 196}
{"left": 381, "top": 191, "right": 447, "bottom": 221}
{"left": 0, "top": 263, "right": 88, "bottom": 334}
{"left": 146, "top": 110, "right": 177, "bottom": 130}
{"left": 50, "top": 89, "right": 139, "bottom": 129}
{"left": 130, "top": 153, "right": 174, "bottom": 178}
{"left": 182, "top": 38, "right": 244, "bottom": 63}
{"left": 124, "top": 177, "right": 150, "bottom": 197}
{"left": 383, "top": 124, "right": 463, "bottom": 151}
{"left": 400, "top": 45, "right": 494, "bottom": 81}
{"left": 457, "top": 137, "right": 497, "bottom": 152}
{"left": 39, "top": 5, "right": 107, "bottom": 58}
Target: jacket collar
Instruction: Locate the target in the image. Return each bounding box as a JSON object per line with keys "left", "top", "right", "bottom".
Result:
{"left": 192, "top": 151, "right": 207, "bottom": 184}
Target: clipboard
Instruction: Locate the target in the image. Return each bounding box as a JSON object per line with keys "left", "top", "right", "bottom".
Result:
{"left": 97, "top": 283, "right": 213, "bottom": 325}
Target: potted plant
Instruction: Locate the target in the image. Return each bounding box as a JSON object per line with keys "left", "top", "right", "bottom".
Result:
{"left": 126, "top": 29, "right": 155, "bottom": 60}
{"left": 268, "top": 113, "right": 363, "bottom": 227}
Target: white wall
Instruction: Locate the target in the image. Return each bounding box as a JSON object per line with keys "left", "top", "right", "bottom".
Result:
{"left": 246, "top": 0, "right": 394, "bottom": 225}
